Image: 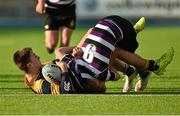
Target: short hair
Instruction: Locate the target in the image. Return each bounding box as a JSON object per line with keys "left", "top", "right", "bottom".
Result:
{"left": 13, "top": 48, "right": 32, "bottom": 73}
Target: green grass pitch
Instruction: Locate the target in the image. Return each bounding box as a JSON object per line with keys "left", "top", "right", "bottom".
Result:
{"left": 0, "top": 27, "right": 180, "bottom": 115}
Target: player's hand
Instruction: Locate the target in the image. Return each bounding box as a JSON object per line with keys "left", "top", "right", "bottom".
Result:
{"left": 36, "top": 3, "right": 46, "bottom": 14}
{"left": 56, "top": 62, "right": 68, "bottom": 73}
{"left": 72, "top": 47, "right": 83, "bottom": 57}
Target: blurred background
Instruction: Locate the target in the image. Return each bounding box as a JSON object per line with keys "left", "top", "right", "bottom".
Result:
{"left": 0, "top": 0, "right": 180, "bottom": 27}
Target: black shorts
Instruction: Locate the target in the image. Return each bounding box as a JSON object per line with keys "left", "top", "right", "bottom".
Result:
{"left": 44, "top": 5, "right": 76, "bottom": 30}
{"left": 103, "top": 15, "right": 138, "bottom": 53}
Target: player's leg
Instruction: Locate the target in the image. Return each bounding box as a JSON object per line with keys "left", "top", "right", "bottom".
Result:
{"left": 111, "top": 51, "right": 140, "bottom": 93}
{"left": 44, "top": 15, "right": 59, "bottom": 53}
{"left": 135, "top": 70, "right": 152, "bottom": 92}
{"left": 133, "top": 17, "right": 153, "bottom": 93}
{"left": 112, "top": 47, "right": 174, "bottom": 93}
{"left": 45, "top": 30, "right": 59, "bottom": 53}
{"left": 103, "top": 16, "right": 141, "bottom": 92}
{"left": 122, "top": 17, "right": 146, "bottom": 92}
{"left": 60, "top": 17, "right": 76, "bottom": 47}
{"left": 110, "top": 56, "right": 150, "bottom": 93}
{"left": 113, "top": 59, "right": 137, "bottom": 92}
{"left": 113, "top": 48, "right": 148, "bottom": 69}
{"left": 110, "top": 54, "right": 137, "bottom": 92}
{"left": 122, "top": 17, "right": 145, "bottom": 92}
{"left": 60, "top": 27, "right": 73, "bottom": 47}
{"left": 115, "top": 16, "right": 153, "bottom": 93}
{"left": 113, "top": 47, "right": 174, "bottom": 75}
{"left": 135, "top": 46, "right": 174, "bottom": 93}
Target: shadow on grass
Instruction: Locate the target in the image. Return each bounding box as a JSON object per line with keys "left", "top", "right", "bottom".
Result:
{"left": 1, "top": 74, "right": 180, "bottom": 95}
{"left": 107, "top": 87, "right": 180, "bottom": 94}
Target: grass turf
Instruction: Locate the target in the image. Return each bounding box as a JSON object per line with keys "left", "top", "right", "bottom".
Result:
{"left": 0, "top": 27, "right": 180, "bottom": 115}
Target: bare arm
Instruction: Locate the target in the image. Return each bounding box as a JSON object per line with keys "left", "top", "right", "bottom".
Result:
{"left": 54, "top": 28, "right": 92, "bottom": 59}
{"left": 55, "top": 47, "right": 75, "bottom": 60}
{"left": 77, "top": 28, "right": 93, "bottom": 47}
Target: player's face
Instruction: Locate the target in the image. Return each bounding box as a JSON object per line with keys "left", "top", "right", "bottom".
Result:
{"left": 29, "top": 52, "right": 42, "bottom": 69}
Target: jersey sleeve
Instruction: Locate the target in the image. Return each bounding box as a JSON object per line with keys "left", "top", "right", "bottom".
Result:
{"left": 60, "top": 54, "right": 74, "bottom": 63}
{"left": 31, "top": 79, "right": 60, "bottom": 95}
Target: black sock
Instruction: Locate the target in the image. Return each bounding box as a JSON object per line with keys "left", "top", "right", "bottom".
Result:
{"left": 139, "top": 70, "right": 151, "bottom": 79}
{"left": 125, "top": 65, "right": 135, "bottom": 76}
{"left": 147, "top": 60, "right": 159, "bottom": 71}
{"left": 47, "top": 48, "right": 54, "bottom": 54}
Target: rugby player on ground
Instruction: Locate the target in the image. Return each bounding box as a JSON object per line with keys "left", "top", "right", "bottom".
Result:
{"left": 13, "top": 16, "right": 174, "bottom": 94}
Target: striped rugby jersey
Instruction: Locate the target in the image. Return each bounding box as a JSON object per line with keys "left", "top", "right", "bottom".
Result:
{"left": 61, "top": 18, "right": 123, "bottom": 81}
{"left": 45, "top": 0, "right": 75, "bottom": 9}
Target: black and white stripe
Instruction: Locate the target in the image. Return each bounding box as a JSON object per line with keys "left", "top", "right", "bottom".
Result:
{"left": 45, "top": 0, "right": 75, "bottom": 9}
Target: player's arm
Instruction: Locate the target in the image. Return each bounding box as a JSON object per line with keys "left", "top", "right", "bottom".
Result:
{"left": 54, "top": 28, "right": 93, "bottom": 59}
{"left": 36, "top": 0, "right": 46, "bottom": 14}
{"left": 56, "top": 62, "right": 73, "bottom": 94}
{"left": 55, "top": 47, "right": 75, "bottom": 60}
{"left": 77, "top": 28, "right": 93, "bottom": 47}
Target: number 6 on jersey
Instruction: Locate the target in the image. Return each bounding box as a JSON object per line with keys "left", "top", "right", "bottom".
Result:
{"left": 83, "top": 44, "right": 96, "bottom": 63}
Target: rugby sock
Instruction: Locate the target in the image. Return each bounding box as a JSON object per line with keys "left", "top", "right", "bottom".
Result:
{"left": 147, "top": 60, "right": 159, "bottom": 71}
{"left": 138, "top": 70, "right": 151, "bottom": 79}
{"left": 124, "top": 65, "right": 135, "bottom": 77}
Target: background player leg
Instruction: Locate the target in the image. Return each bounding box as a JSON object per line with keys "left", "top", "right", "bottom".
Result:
{"left": 45, "top": 30, "right": 59, "bottom": 53}
{"left": 60, "top": 27, "right": 73, "bottom": 47}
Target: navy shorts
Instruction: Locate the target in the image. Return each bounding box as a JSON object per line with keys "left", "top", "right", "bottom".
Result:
{"left": 44, "top": 5, "right": 76, "bottom": 30}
